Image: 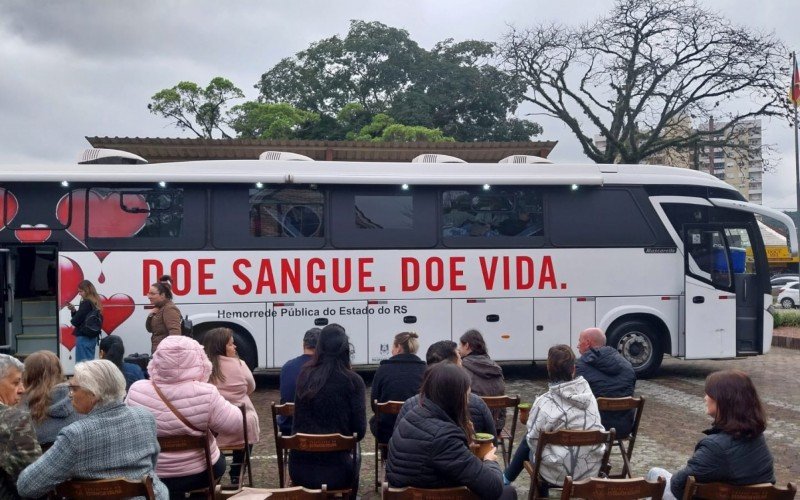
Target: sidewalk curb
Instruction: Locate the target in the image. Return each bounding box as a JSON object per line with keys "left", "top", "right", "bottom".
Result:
{"left": 772, "top": 335, "right": 800, "bottom": 350}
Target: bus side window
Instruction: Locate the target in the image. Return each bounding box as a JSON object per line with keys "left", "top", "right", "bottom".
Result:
{"left": 441, "top": 188, "right": 543, "bottom": 238}
{"left": 249, "top": 187, "right": 324, "bottom": 238}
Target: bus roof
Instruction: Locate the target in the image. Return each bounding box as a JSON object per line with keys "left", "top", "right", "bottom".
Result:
{"left": 0, "top": 160, "right": 737, "bottom": 191}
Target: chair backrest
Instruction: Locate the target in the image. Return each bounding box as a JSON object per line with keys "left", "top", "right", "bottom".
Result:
{"left": 530, "top": 429, "right": 615, "bottom": 490}
{"left": 682, "top": 476, "right": 797, "bottom": 500}
{"left": 51, "top": 476, "right": 156, "bottom": 499}
{"left": 479, "top": 395, "right": 521, "bottom": 412}
{"left": 157, "top": 434, "right": 215, "bottom": 498}
{"left": 275, "top": 432, "right": 358, "bottom": 489}
{"left": 382, "top": 482, "right": 479, "bottom": 499}
{"left": 373, "top": 400, "right": 404, "bottom": 416}
{"left": 596, "top": 397, "right": 645, "bottom": 438}
{"left": 220, "top": 403, "right": 249, "bottom": 450}
{"left": 560, "top": 475, "right": 665, "bottom": 499}
{"left": 270, "top": 401, "right": 295, "bottom": 439}
{"left": 248, "top": 485, "right": 329, "bottom": 499}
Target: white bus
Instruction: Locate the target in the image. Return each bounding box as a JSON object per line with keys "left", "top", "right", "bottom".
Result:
{"left": 0, "top": 151, "right": 795, "bottom": 377}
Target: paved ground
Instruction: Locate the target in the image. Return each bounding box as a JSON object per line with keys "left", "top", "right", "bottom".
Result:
{"left": 243, "top": 347, "right": 800, "bottom": 497}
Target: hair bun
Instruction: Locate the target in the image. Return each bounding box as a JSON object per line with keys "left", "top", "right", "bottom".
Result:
{"left": 410, "top": 332, "right": 419, "bottom": 339}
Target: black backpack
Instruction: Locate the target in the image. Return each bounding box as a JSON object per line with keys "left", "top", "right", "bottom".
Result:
{"left": 83, "top": 307, "right": 103, "bottom": 338}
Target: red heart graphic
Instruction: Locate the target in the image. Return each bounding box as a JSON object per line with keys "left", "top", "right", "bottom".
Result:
{"left": 15, "top": 224, "right": 52, "bottom": 243}
{"left": 59, "top": 256, "right": 84, "bottom": 308}
{"left": 95, "top": 251, "right": 110, "bottom": 262}
{"left": 100, "top": 293, "right": 135, "bottom": 334}
{"left": 0, "top": 189, "right": 18, "bottom": 230}
{"left": 60, "top": 324, "right": 76, "bottom": 351}
{"left": 56, "top": 189, "right": 149, "bottom": 245}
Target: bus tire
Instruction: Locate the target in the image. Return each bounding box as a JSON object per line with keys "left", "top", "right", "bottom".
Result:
{"left": 607, "top": 319, "right": 663, "bottom": 378}
{"left": 193, "top": 323, "right": 258, "bottom": 371}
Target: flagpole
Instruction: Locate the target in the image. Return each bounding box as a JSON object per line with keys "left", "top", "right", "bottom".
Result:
{"left": 794, "top": 51, "right": 800, "bottom": 276}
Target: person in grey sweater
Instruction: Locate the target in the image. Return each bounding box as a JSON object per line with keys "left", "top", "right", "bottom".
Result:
{"left": 17, "top": 360, "right": 168, "bottom": 500}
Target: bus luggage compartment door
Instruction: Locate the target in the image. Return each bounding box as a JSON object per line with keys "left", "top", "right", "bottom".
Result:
{"left": 366, "top": 299, "right": 450, "bottom": 364}
{"left": 451, "top": 298, "right": 533, "bottom": 361}
{"left": 532, "top": 298, "right": 571, "bottom": 360}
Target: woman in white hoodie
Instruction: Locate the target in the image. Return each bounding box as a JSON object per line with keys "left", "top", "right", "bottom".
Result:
{"left": 524, "top": 344, "right": 605, "bottom": 496}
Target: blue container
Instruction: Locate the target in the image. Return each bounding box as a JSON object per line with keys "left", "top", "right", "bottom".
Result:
{"left": 713, "top": 246, "right": 746, "bottom": 273}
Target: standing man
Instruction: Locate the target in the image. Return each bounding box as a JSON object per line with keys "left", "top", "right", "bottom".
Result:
{"left": 575, "top": 327, "right": 637, "bottom": 438}
{"left": 277, "top": 328, "right": 320, "bottom": 435}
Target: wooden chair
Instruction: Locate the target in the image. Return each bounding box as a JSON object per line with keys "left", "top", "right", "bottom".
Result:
{"left": 275, "top": 432, "right": 358, "bottom": 498}
{"left": 49, "top": 476, "right": 156, "bottom": 499}
{"left": 271, "top": 401, "right": 295, "bottom": 489}
{"left": 560, "top": 475, "right": 665, "bottom": 499}
{"left": 681, "top": 476, "right": 797, "bottom": 500}
{"left": 596, "top": 396, "right": 645, "bottom": 478}
{"left": 372, "top": 399, "right": 404, "bottom": 491}
{"left": 228, "top": 485, "right": 328, "bottom": 499}
{"left": 479, "top": 395, "right": 520, "bottom": 467}
{"left": 382, "top": 482, "right": 479, "bottom": 499}
{"left": 158, "top": 434, "right": 216, "bottom": 499}
{"left": 523, "top": 429, "right": 615, "bottom": 500}
{"left": 219, "top": 403, "right": 254, "bottom": 488}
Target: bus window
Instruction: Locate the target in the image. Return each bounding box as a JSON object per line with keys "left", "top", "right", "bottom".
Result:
{"left": 441, "top": 188, "right": 544, "bottom": 238}
{"left": 87, "top": 188, "right": 184, "bottom": 239}
{"left": 249, "top": 187, "right": 324, "bottom": 238}
{"left": 355, "top": 195, "right": 413, "bottom": 230}
{"left": 686, "top": 228, "right": 732, "bottom": 289}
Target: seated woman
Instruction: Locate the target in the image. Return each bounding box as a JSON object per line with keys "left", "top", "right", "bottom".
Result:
{"left": 16, "top": 359, "right": 168, "bottom": 499}
{"left": 647, "top": 369, "right": 775, "bottom": 500}
{"left": 0, "top": 354, "right": 41, "bottom": 499}
{"left": 386, "top": 362, "right": 516, "bottom": 499}
{"left": 126, "top": 335, "right": 243, "bottom": 499}
{"left": 506, "top": 345, "right": 604, "bottom": 494}
{"left": 19, "top": 351, "right": 83, "bottom": 446}
{"left": 459, "top": 329, "right": 506, "bottom": 432}
{"left": 99, "top": 335, "right": 144, "bottom": 391}
{"left": 203, "top": 327, "right": 260, "bottom": 486}
{"left": 369, "top": 331, "right": 426, "bottom": 444}
{"left": 290, "top": 324, "right": 366, "bottom": 491}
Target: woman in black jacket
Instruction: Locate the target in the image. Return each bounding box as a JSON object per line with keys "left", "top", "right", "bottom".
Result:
{"left": 67, "top": 280, "right": 103, "bottom": 363}
{"left": 369, "top": 331, "right": 426, "bottom": 444}
{"left": 289, "top": 324, "right": 366, "bottom": 491}
{"left": 386, "top": 362, "right": 516, "bottom": 499}
{"left": 647, "top": 369, "right": 775, "bottom": 499}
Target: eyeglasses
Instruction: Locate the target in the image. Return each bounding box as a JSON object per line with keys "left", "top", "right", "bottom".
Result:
{"left": 67, "top": 384, "right": 83, "bottom": 393}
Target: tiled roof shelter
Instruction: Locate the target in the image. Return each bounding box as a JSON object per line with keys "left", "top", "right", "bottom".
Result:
{"left": 86, "top": 137, "right": 557, "bottom": 164}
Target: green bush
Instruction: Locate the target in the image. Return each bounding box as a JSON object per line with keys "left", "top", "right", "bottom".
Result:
{"left": 773, "top": 310, "right": 800, "bottom": 327}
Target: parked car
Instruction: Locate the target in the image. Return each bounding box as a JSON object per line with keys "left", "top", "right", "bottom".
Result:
{"left": 771, "top": 275, "right": 799, "bottom": 297}
{"left": 777, "top": 282, "right": 799, "bottom": 309}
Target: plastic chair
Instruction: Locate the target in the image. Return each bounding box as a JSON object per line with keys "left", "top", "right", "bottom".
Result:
{"left": 219, "top": 403, "right": 253, "bottom": 488}
{"left": 49, "top": 475, "right": 156, "bottom": 499}
{"left": 596, "top": 396, "right": 645, "bottom": 478}
{"left": 275, "top": 432, "right": 358, "bottom": 499}
{"left": 270, "top": 401, "right": 295, "bottom": 488}
{"left": 479, "top": 395, "right": 520, "bottom": 467}
{"left": 158, "top": 434, "right": 216, "bottom": 499}
{"left": 560, "top": 475, "right": 665, "bottom": 499}
{"left": 681, "top": 476, "right": 797, "bottom": 500}
{"left": 523, "top": 428, "right": 615, "bottom": 500}
{"left": 372, "top": 399, "right": 404, "bottom": 491}
{"left": 382, "top": 482, "right": 479, "bottom": 499}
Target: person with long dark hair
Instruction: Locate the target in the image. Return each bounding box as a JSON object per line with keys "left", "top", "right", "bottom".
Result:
{"left": 203, "top": 327, "right": 260, "bottom": 486}
{"left": 289, "top": 324, "right": 366, "bottom": 491}
{"left": 386, "top": 362, "right": 515, "bottom": 499}
{"left": 98, "top": 335, "right": 144, "bottom": 391}
{"left": 67, "top": 280, "right": 103, "bottom": 362}
{"left": 459, "top": 329, "right": 506, "bottom": 431}
{"left": 145, "top": 275, "right": 183, "bottom": 353}
{"left": 647, "top": 370, "right": 775, "bottom": 499}
{"left": 370, "top": 331, "right": 426, "bottom": 444}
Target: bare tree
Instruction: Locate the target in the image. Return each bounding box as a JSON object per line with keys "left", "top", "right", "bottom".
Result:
{"left": 502, "top": 0, "right": 790, "bottom": 165}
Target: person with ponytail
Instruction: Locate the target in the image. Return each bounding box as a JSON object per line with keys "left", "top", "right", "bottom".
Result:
{"left": 67, "top": 280, "right": 103, "bottom": 362}
{"left": 386, "top": 362, "right": 515, "bottom": 499}
{"left": 145, "top": 275, "right": 183, "bottom": 353}
{"left": 289, "top": 324, "right": 366, "bottom": 491}
{"left": 99, "top": 335, "right": 144, "bottom": 391}
{"left": 369, "top": 331, "right": 426, "bottom": 444}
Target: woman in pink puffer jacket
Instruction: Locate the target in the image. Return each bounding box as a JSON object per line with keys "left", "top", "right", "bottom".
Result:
{"left": 126, "top": 335, "right": 243, "bottom": 499}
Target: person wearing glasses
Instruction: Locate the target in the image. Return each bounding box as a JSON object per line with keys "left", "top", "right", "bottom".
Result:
{"left": 16, "top": 360, "right": 168, "bottom": 499}
{"left": 0, "top": 353, "right": 40, "bottom": 499}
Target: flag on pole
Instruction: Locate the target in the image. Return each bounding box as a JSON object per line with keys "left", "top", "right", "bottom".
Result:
{"left": 791, "top": 54, "right": 800, "bottom": 106}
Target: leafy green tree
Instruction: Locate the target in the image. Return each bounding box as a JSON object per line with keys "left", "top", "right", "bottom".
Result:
{"left": 257, "top": 20, "right": 541, "bottom": 141}
{"left": 229, "top": 102, "right": 320, "bottom": 139}
{"left": 148, "top": 77, "right": 244, "bottom": 138}
{"left": 347, "top": 113, "right": 454, "bottom": 142}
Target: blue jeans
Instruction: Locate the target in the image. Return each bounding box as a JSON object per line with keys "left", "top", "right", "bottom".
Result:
{"left": 75, "top": 335, "right": 96, "bottom": 363}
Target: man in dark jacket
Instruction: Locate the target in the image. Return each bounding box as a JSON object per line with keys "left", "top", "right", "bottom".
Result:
{"left": 575, "top": 327, "right": 637, "bottom": 438}
{"left": 395, "top": 341, "right": 496, "bottom": 437}
{"left": 277, "top": 328, "right": 319, "bottom": 435}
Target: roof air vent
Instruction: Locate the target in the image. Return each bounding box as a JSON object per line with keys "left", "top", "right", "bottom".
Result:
{"left": 259, "top": 151, "right": 314, "bottom": 161}
{"left": 411, "top": 154, "right": 466, "bottom": 164}
{"left": 498, "top": 155, "right": 553, "bottom": 164}
{"left": 78, "top": 148, "right": 147, "bottom": 165}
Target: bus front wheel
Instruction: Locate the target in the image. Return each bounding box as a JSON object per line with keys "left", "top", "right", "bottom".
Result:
{"left": 607, "top": 320, "right": 663, "bottom": 378}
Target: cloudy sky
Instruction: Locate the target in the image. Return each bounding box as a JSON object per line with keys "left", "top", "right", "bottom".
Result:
{"left": 1, "top": 1, "right": 798, "bottom": 208}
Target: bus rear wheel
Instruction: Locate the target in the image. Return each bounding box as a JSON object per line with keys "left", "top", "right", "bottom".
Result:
{"left": 194, "top": 323, "right": 258, "bottom": 371}
{"left": 607, "top": 320, "right": 663, "bottom": 378}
